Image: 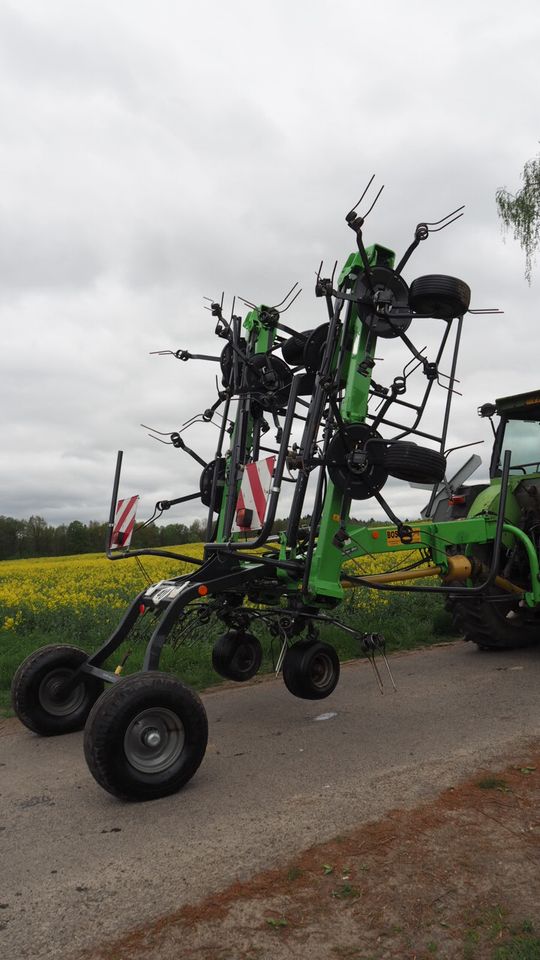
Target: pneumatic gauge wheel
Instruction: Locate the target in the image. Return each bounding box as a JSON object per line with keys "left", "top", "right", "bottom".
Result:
{"left": 11, "top": 645, "right": 104, "bottom": 736}
{"left": 84, "top": 672, "right": 208, "bottom": 801}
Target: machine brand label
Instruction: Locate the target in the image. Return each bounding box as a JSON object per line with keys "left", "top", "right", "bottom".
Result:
{"left": 386, "top": 528, "right": 422, "bottom": 544}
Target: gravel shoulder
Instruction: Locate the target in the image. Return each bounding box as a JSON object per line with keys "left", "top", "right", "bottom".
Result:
{"left": 2, "top": 641, "right": 540, "bottom": 960}
{"left": 81, "top": 751, "right": 540, "bottom": 960}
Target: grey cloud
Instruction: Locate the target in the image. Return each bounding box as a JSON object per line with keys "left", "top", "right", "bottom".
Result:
{"left": 1, "top": 0, "right": 539, "bottom": 528}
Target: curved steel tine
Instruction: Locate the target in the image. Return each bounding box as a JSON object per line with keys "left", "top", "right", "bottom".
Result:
{"left": 279, "top": 287, "right": 302, "bottom": 314}
{"left": 468, "top": 307, "right": 504, "bottom": 314}
{"left": 331, "top": 260, "right": 338, "bottom": 285}
{"left": 348, "top": 174, "right": 375, "bottom": 214}
{"left": 146, "top": 433, "right": 172, "bottom": 445}
{"left": 363, "top": 183, "right": 385, "bottom": 219}
{"left": 403, "top": 354, "right": 424, "bottom": 378}
{"left": 424, "top": 205, "right": 465, "bottom": 228}
{"left": 238, "top": 296, "right": 258, "bottom": 310}
{"left": 140, "top": 423, "right": 174, "bottom": 436}
{"left": 429, "top": 212, "right": 464, "bottom": 232}
{"left": 315, "top": 260, "right": 324, "bottom": 281}
{"left": 149, "top": 349, "right": 175, "bottom": 355}
{"left": 273, "top": 282, "right": 299, "bottom": 310}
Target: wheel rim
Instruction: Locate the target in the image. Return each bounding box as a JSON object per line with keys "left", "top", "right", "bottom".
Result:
{"left": 124, "top": 708, "right": 185, "bottom": 774}
{"left": 38, "top": 669, "right": 86, "bottom": 717}
{"left": 234, "top": 643, "right": 257, "bottom": 674}
{"left": 309, "top": 652, "right": 335, "bottom": 690}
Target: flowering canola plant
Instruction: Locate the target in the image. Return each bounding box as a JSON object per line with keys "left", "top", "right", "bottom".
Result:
{"left": 0, "top": 543, "right": 430, "bottom": 640}
{"left": 0, "top": 546, "right": 203, "bottom": 638}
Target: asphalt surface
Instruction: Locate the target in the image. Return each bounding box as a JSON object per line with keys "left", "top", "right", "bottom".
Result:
{"left": 2, "top": 640, "right": 540, "bottom": 960}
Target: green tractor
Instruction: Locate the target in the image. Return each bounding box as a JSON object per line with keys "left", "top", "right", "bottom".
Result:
{"left": 443, "top": 390, "right": 540, "bottom": 650}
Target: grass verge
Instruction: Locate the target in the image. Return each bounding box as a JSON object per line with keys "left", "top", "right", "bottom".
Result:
{"left": 1, "top": 589, "right": 455, "bottom": 716}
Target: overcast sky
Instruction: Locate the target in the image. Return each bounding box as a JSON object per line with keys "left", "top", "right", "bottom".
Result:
{"left": 1, "top": 0, "right": 539, "bottom": 529}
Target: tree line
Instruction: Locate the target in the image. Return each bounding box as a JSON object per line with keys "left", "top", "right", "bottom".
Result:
{"left": 0, "top": 512, "right": 383, "bottom": 561}
{"left": 0, "top": 515, "right": 210, "bottom": 561}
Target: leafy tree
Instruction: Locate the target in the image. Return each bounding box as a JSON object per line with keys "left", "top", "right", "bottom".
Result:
{"left": 496, "top": 150, "right": 540, "bottom": 283}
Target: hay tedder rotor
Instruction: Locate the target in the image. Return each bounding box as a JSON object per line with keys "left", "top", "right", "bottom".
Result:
{"left": 12, "top": 182, "right": 540, "bottom": 800}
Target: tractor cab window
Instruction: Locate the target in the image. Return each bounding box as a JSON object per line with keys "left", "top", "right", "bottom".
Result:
{"left": 499, "top": 418, "right": 540, "bottom": 475}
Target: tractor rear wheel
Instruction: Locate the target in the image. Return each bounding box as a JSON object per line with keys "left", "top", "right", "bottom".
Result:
{"left": 447, "top": 593, "right": 540, "bottom": 650}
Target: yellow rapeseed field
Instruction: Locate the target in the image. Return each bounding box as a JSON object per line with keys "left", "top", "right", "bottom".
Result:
{"left": 0, "top": 545, "right": 203, "bottom": 634}
{"left": 0, "top": 543, "right": 428, "bottom": 636}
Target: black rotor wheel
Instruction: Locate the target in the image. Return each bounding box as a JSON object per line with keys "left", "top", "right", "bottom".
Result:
{"left": 282, "top": 330, "right": 311, "bottom": 366}
{"left": 200, "top": 458, "right": 226, "bottom": 510}
{"left": 409, "top": 274, "right": 471, "bottom": 319}
{"left": 326, "top": 423, "right": 388, "bottom": 500}
{"left": 353, "top": 267, "right": 411, "bottom": 339}
{"left": 303, "top": 324, "right": 330, "bottom": 373}
{"left": 244, "top": 354, "right": 292, "bottom": 411}
{"left": 212, "top": 630, "right": 263, "bottom": 681}
{"left": 220, "top": 339, "right": 247, "bottom": 387}
{"left": 282, "top": 640, "right": 340, "bottom": 700}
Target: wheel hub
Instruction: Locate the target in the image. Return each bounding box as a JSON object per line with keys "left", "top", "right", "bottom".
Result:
{"left": 39, "top": 669, "right": 86, "bottom": 716}
{"left": 142, "top": 727, "right": 162, "bottom": 748}
{"left": 124, "top": 707, "right": 185, "bottom": 774}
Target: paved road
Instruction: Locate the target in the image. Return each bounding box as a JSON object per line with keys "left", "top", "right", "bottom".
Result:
{"left": 2, "top": 640, "right": 539, "bottom": 960}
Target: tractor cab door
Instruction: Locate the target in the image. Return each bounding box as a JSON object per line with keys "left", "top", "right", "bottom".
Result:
{"left": 490, "top": 391, "right": 540, "bottom": 478}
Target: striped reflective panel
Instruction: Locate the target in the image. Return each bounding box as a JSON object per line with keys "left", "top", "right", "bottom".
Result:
{"left": 110, "top": 495, "right": 139, "bottom": 549}
{"left": 233, "top": 456, "right": 275, "bottom": 533}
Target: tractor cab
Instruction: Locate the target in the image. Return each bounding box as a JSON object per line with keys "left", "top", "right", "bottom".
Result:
{"left": 487, "top": 390, "right": 540, "bottom": 478}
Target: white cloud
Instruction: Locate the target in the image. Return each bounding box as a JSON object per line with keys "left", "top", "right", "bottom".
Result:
{"left": 1, "top": 0, "right": 539, "bottom": 531}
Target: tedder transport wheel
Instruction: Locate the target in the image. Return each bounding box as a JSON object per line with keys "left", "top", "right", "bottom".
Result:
{"left": 409, "top": 274, "right": 471, "bottom": 319}
{"left": 383, "top": 441, "right": 446, "bottom": 485}
{"left": 447, "top": 594, "right": 540, "bottom": 651}
{"left": 282, "top": 640, "right": 340, "bottom": 700}
{"left": 212, "top": 630, "right": 263, "bottom": 682}
{"left": 83, "top": 672, "right": 208, "bottom": 801}
{"left": 11, "top": 645, "right": 104, "bottom": 736}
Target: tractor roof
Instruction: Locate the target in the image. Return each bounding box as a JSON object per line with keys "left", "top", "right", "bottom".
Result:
{"left": 496, "top": 390, "right": 540, "bottom": 420}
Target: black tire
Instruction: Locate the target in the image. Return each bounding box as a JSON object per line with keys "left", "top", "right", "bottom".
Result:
{"left": 83, "top": 672, "right": 208, "bottom": 801}
{"left": 409, "top": 275, "right": 471, "bottom": 319}
{"left": 245, "top": 354, "right": 292, "bottom": 410}
{"left": 383, "top": 442, "right": 446, "bottom": 484}
{"left": 303, "top": 324, "right": 330, "bottom": 372}
{"left": 199, "top": 458, "right": 226, "bottom": 510}
{"left": 447, "top": 594, "right": 540, "bottom": 650}
{"left": 282, "top": 331, "right": 311, "bottom": 366}
{"left": 11, "top": 645, "right": 104, "bottom": 736}
{"left": 282, "top": 640, "right": 340, "bottom": 700}
{"left": 212, "top": 630, "right": 263, "bottom": 681}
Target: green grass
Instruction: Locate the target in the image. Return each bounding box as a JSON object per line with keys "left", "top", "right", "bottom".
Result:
{"left": 1, "top": 583, "right": 455, "bottom": 716}
{"left": 493, "top": 935, "right": 540, "bottom": 959}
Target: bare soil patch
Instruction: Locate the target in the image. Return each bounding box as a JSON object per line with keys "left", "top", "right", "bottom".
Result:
{"left": 79, "top": 748, "right": 540, "bottom": 960}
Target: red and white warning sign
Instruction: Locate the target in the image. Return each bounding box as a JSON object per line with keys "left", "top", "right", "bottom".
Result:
{"left": 110, "top": 495, "right": 139, "bottom": 550}
{"left": 233, "top": 456, "right": 275, "bottom": 533}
